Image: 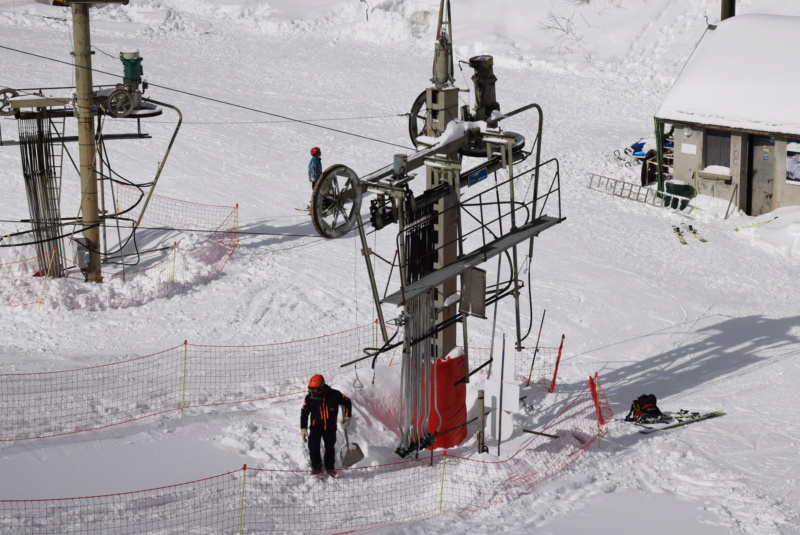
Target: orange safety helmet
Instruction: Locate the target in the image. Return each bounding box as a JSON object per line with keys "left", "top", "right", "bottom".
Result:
{"left": 308, "top": 374, "right": 325, "bottom": 398}
{"left": 308, "top": 374, "right": 325, "bottom": 389}
{"left": 310, "top": 147, "right": 321, "bottom": 157}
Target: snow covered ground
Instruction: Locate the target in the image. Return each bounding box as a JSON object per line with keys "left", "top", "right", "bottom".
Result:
{"left": 1, "top": 0, "right": 799, "bottom": 533}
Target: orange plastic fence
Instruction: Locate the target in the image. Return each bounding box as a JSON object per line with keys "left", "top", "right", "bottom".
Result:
{"left": 0, "top": 186, "right": 238, "bottom": 309}
{"left": 0, "top": 380, "right": 611, "bottom": 534}
{"left": 0, "top": 254, "right": 50, "bottom": 307}
{"left": 0, "top": 324, "right": 564, "bottom": 442}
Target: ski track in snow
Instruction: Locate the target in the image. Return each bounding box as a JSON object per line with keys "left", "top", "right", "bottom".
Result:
{"left": 2, "top": 1, "right": 800, "bottom": 533}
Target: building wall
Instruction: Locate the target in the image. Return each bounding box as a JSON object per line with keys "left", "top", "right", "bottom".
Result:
{"left": 774, "top": 138, "right": 800, "bottom": 208}
{"left": 664, "top": 122, "right": 800, "bottom": 213}
{"left": 671, "top": 124, "right": 742, "bottom": 207}
{"left": 671, "top": 124, "right": 703, "bottom": 184}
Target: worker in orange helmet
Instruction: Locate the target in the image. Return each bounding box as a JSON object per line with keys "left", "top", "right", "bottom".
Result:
{"left": 300, "top": 374, "right": 352, "bottom": 476}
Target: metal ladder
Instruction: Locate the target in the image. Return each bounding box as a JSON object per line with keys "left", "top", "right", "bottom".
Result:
{"left": 587, "top": 173, "right": 690, "bottom": 209}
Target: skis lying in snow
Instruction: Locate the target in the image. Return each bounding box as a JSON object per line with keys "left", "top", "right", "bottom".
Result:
{"left": 296, "top": 207, "right": 310, "bottom": 213}
{"left": 681, "top": 223, "right": 707, "bottom": 242}
{"left": 672, "top": 226, "right": 687, "bottom": 245}
{"left": 639, "top": 410, "right": 724, "bottom": 434}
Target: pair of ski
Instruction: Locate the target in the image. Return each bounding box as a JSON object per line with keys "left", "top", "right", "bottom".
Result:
{"left": 673, "top": 223, "right": 707, "bottom": 245}
{"left": 637, "top": 410, "right": 724, "bottom": 434}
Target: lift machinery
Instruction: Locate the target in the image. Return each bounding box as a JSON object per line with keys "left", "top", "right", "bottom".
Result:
{"left": 309, "top": 0, "right": 565, "bottom": 456}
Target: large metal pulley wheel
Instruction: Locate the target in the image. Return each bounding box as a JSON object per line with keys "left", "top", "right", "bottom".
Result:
{"left": 105, "top": 88, "right": 135, "bottom": 118}
{"left": 311, "top": 165, "right": 363, "bottom": 239}
{"left": 408, "top": 90, "right": 427, "bottom": 148}
{"left": 0, "top": 88, "right": 19, "bottom": 117}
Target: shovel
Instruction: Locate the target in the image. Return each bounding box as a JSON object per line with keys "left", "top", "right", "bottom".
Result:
{"left": 339, "top": 429, "right": 365, "bottom": 469}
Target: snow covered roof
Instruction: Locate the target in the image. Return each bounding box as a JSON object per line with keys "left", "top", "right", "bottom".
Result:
{"left": 656, "top": 14, "right": 800, "bottom": 138}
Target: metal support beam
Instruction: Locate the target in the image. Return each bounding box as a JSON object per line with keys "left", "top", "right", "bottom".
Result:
{"left": 356, "top": 211, "right": 388, "bottom": 343}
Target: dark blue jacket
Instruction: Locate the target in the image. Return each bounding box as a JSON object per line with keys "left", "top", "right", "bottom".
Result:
{"left": 308, "top": 156, "right": 322, "bottom": 185}
{"left": 301, "top": 386, "right": 352, "bottom": 432}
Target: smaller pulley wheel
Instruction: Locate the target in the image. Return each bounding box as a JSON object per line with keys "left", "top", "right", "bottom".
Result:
{"left": 408, "top": 90, "right": 427, "bottom": 148}
{"left": 106, "top": 88, "right": 134, "bottom": 118}
{"left": 0, "top": 88, "right": 19, "bottom": 117}
{"left": 311, "top": 165, "right": 363, "bottom": 239}
{"left": 460, "top": 131, "right": 526, "bottom": 158}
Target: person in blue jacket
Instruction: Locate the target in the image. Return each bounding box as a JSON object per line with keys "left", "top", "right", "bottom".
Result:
{"left": 308, "top": 147, "right": 322, "bottom": 187}
{"left": 307, "top": 147, "right": 323, "bottom": 211}
{"left": 301, "top": 374, "right": 352, "bottom": 476}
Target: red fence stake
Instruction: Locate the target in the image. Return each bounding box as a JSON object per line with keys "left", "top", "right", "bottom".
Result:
{"left": 588, "top": 373, "right": 606, "bottom": 425}
{"left": 589, "top": 373, "right": 606, "bottom": 449}
{"left": 548, "top": 334, "right": 565, "bottom": 393}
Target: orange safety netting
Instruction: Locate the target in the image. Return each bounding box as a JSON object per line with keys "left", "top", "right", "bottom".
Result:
{"left": 0, "top": 380, "right": 611, "bottom": 534}
{"left": 0, "top": 186, "right": 238, "bottom": 309}
{"left": 0, "top": 254, "right": 50, "bottom": 307}
{"left": 0, "top": 323, "right": 378, "bottom": 442}
{"left": 0, "top": 323, "right": 564, "bottom": 443}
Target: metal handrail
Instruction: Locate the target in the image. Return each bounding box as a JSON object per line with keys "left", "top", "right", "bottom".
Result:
{"left": 394, "top": 158, "right": 561, "bottom": 301}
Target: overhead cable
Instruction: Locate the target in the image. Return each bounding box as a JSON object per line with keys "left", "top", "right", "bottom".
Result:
{"left": 0, "top": 44, "right": 415, "bottom": 151}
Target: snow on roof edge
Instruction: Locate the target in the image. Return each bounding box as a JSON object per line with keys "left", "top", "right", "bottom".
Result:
{"left": 656, "top": 13, "right": 800, "bottom": 138}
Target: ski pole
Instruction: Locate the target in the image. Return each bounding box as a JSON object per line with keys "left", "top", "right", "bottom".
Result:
{"left": 735, "top": 216, "right": 777, "bottom": 231}
{"left": 526, "top": 309, "right": 546, "bottom": 386}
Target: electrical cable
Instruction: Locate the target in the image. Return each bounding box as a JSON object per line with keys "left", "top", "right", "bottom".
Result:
{"left": 0, "top": 44, "right": 416, "bottom": 151}
{"left": 0, "top": 223, "right": 100, "bottom": 247}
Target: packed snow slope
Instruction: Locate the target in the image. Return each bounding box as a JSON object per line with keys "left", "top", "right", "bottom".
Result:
{"left": 1, "top": 0, "right": 799, "bottom": 533}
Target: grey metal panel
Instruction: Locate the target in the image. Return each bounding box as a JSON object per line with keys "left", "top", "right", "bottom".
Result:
{"left": 383, "top": 215, "right": 563, "bottom": 305}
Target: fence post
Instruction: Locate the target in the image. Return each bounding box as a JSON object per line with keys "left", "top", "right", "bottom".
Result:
{"left": 438, "top": 452, "right": 447, "bottom": 515}
{"left": 180, "top": 340, "right": 188, "bottom": 417}
{"left": 171, "top": 241, "right": 178, "bottom": 283}
{"left": 589, "top": 373, "right": 605, "bottom": 448}
{"left": 238, "top": 464, "right": 247, "bottom": 535}
{"left": 37, "top": 246, "right": 57, "bottom": 311}
{"left": 548, "top": 334, "right": 565, "bottom": 393}
{"left": 235, "top": 204, "right": 240, "bottom": 251}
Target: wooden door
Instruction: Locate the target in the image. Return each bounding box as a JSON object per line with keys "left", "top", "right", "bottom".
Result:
{"left": 749, "top": 135, "right": 775, "bottom": 216}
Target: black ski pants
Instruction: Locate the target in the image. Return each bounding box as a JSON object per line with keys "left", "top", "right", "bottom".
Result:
{"left": 308, "top": 428, "right": 337, "bottom": 471}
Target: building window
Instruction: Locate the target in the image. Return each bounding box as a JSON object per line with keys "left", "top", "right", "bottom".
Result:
{"left": 705, "top": 129, "right": 731, "bottom": 167}
{"left": 787, "top": 140, "right": 800, "bottom": 186}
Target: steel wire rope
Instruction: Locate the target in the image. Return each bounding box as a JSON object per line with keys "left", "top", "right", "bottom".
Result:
{"left": 145, "top": 114, "right": 409, "bottom": 125}
{"left": 0, "top": 8, "right": 67, "bottom": 21}
{"left": 0, "top": 44, "right": 416, "bottom": 151}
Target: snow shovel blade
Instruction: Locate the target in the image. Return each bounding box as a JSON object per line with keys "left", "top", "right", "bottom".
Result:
{"left": 340, "top": 429, "right": 364, "bottom": 469}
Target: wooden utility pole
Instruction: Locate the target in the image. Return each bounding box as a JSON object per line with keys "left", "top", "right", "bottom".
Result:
{"left": 71, "top": 3, "right": 103, "bottom": 282}
{"left": 721, "top": 0, "right": 736, "bottom": 21}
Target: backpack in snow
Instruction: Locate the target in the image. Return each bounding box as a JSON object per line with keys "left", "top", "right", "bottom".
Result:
{"left": 624, "top": 394, "right": 664, "bottom": 424}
